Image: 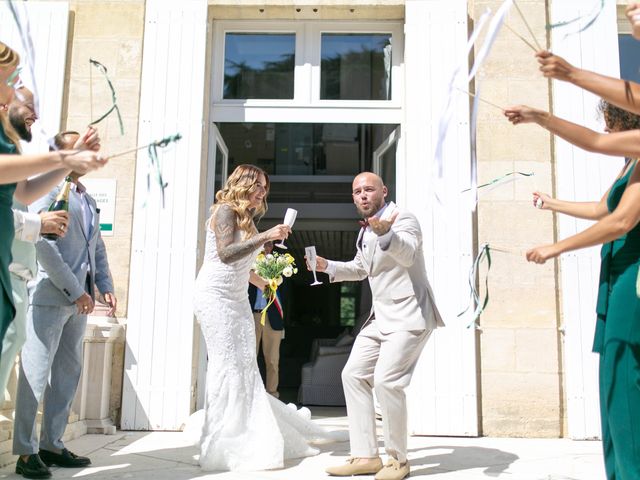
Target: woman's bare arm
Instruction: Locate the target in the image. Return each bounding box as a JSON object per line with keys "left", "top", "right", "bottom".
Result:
{"left": 527, "top": 163, "right": 640, "bottom": 263}
{"left": 536, "top": 50, "right": 640, "bottom": 116}
{"left": 13, "top": 168, "right": 69, "bottom": 204}
{"left": 0, "top": 150, "right": 106, "bottom": 185}
{"left": 504, "top": 105, "right": 640, "bottom": 157}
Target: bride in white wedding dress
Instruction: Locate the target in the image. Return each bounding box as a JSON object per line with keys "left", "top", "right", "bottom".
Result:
{"left": 193, "top": 164, "right": 346, "bottom": 471}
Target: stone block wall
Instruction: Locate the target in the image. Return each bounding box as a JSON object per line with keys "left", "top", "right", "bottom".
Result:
{"left": 469, "top": 0, "right": 564, "bottom": 437}
{"left": 64, "top": 0, "right": 146, "bottom": 317}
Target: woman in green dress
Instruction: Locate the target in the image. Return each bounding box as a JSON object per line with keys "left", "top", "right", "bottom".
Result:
{"left": 505, "top": 102, "right": 640, "bottom": 480}
{"left": 0, "top": 41, "right": 22, "bottom": 361}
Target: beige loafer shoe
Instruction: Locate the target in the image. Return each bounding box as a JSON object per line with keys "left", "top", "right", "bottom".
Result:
{"left": 374, "top": 458, "right": 410, "bottom": 480}
{"left": 326, "top": 457, "right": 383, "bottom": 476}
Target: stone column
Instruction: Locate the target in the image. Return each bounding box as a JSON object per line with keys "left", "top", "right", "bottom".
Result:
{"left": 72, "top": 307, "right": 125, "bottom": 435}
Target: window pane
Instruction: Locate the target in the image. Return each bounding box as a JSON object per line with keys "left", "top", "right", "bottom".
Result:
{"left": 321, "top": 33, "right": 392, "bottom": 100}
{"left": 619, "top": 34, "right": 640, "bottom": 84}
{"left": 224, "top": 33, "right": 295, "bottom": 99}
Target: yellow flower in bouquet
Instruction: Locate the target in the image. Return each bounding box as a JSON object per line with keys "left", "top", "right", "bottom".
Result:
{"left": 252, "top": 251, "right": 298, "bottom": 325}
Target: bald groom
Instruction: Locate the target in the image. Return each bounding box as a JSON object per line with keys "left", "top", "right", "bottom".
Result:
{"left": 312, "top": 172, "right": 443, "bottom": 480}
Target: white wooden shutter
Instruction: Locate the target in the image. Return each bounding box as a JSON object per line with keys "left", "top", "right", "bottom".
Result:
{"left": 0, "top": 1, "right": 69, "bottom": 151}
{"left": 550, "top": 0, "right": 621, "bottom": 440}
{"left": 121, "top": 0, "right": 208, "bottom": 430}
{"left": 404, "top": 0, "right": 478, "bottom": 436}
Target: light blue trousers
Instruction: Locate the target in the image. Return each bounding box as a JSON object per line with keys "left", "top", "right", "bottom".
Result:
{"left": 0, "top": 273, "right": 28, "bottom": 393}
{"left": 13, "top": 304, "right": 86, "bottom": 455}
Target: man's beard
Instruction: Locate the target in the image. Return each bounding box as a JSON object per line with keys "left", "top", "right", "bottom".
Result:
{"left": 8, "top": 112, "right": 32, "bottom": 142}
{"left": 356, "top": 200, "right": 384, "bottom": 219}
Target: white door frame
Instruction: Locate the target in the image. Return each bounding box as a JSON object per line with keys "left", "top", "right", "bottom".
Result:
{"left": 373, "top": 126, "right": 401, "bottom": 175}
{"left": 196, "top": 123, "right": 229, "bottom": 410}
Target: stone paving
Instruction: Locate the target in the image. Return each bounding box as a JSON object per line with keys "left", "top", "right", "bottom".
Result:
{"left": 0, "top": 408, "right": 604, "bottom": 480}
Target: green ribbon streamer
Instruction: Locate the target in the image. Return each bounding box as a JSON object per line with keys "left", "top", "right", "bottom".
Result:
{"left": 145, "top": 133, "right": 182, "bottom": 208}
{"left": 89, "top": 59, "right": 124, "bottom": 135}
{"left": 461, "top": 171, "right": 534, "bottom": 193}
{"left": 546, "top": 0, "right": 605, "bottom": 35}
{"left": 458, "top": 243, "right": 492, "bottom": 329}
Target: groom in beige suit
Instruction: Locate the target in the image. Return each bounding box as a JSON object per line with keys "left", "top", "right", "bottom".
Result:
{"left": 312, "top": 172, "right": 443, "bottom": 480}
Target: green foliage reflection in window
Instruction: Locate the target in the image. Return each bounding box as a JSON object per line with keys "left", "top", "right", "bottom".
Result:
{"left": 224, "top": 33, "right": 295, "bottom": 99}
{"left": 321, "top": 33, "right": 392, "bottom": 101}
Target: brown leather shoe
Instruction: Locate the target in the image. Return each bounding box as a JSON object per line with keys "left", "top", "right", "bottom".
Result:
{"left": 326, "top": 457, "right": 383, "bottom": 476}
{"left": 374, "top": 458, "right": 410, "bottom": 480}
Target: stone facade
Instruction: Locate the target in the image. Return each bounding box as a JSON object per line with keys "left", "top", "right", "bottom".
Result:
{"left": 469, "top": 0, "right": 563, "bottom": 437}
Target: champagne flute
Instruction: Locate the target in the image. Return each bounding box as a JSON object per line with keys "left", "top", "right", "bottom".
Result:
{"left": 305, "top": 246, "right": 322, "bottom": 286}
{"left": 275, "top": 208, "right": 297, "bottom": 249}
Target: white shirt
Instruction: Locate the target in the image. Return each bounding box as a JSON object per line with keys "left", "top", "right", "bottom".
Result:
{"left": 12, "top": 208, "right": 41, "bottom": 244}
{"left": 72, "top": 184, "right": 94, "bottom": 238}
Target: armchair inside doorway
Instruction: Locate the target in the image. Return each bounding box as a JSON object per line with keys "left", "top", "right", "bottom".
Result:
{"left": 297, "top": 330, "right": 354, "bottom": 406}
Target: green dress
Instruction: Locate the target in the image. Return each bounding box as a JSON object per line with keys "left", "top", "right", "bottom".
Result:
{"left": 0, "top": 124, "right": 17, "bottom": 359}
{"left": 593, "top": 159, "right": 640, "bottom": 480}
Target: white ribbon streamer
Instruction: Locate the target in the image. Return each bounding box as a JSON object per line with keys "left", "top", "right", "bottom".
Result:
{"left": 466, "top": 0, "right": 513, "bottom": 211}
{"left": 469, "top": 0, "right": 514, "bottom": 81}
{"left": 433, "top": 8, "right": 491, "bottom": 186}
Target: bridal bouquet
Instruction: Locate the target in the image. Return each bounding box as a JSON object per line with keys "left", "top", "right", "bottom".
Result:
{"left": 253, "top": 251, "right": 298, "bottom": 325}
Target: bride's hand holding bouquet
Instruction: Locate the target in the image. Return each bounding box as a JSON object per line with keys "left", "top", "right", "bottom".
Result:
{"left": 253, "top": 244, "right": 298, "bottom": 325}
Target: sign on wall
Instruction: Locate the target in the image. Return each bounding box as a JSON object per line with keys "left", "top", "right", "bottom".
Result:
{"left": 82, "top": 179, "right": 117, "bottom": 236}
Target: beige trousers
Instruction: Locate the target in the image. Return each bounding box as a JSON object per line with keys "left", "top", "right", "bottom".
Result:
{"left": 253, "top": 312, "right": 282, "bottom": 398}
{"left": 341, "top": 319, "right": 431, "bottom": 463}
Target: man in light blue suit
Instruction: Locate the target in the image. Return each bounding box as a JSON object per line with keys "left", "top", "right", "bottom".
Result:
{"left": 13, "top": 131, "right": 116, "bottom": 479}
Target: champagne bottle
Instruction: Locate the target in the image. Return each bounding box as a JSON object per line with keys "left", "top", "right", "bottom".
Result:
{"left": 42, "top": 176, "right": 73, "bottom": 240}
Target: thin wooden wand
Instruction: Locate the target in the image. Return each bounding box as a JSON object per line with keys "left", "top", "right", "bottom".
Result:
{"left": 513, "top": 0, "right": 544, "bottom": 51}
{"left": 108, "top": 133, "right": 182, "bottom": 159}
{"left": 456, "top": 88, "right": 505, "bottom": 111}
{"left": 504, "top": 23, "right": 537, "bottom": 52}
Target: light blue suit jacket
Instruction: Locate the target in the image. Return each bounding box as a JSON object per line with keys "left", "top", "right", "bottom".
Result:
{"left": 28, "top": 183, "right": 113, "bottom": 306}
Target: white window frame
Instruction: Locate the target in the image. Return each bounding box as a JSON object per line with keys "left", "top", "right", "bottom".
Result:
{"left": 211, "top": 20, "right": 404, "bottom": 124}
{"left": 310, "top": 22, "right": 403, "bottom": 107}
{"left": 211, "top": 21, "right": 304, "bottom": 105}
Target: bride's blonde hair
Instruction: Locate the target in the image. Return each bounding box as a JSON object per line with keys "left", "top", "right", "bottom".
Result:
{"left": 212, "top": 164, "right": 270, "bottom": 237}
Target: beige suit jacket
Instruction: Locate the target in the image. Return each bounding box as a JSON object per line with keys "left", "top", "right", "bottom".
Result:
{"left": 330, "top": 202, "right": 444, "bottom": 334}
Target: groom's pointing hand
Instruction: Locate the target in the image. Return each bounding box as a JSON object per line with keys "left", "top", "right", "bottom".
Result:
{"left": 368, "top": 211, "right": 399, "bottom": 236}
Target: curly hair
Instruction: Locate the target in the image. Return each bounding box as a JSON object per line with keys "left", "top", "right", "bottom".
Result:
{"left": 598, "top": 99, "right": 640, "bottom": 132}
{"left": 212, "top": 164, "right": 270, "bottom": 237}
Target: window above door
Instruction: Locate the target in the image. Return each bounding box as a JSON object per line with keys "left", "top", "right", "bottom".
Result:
{"left": 211, "top": 20, "right": 404, "bottom": 111}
